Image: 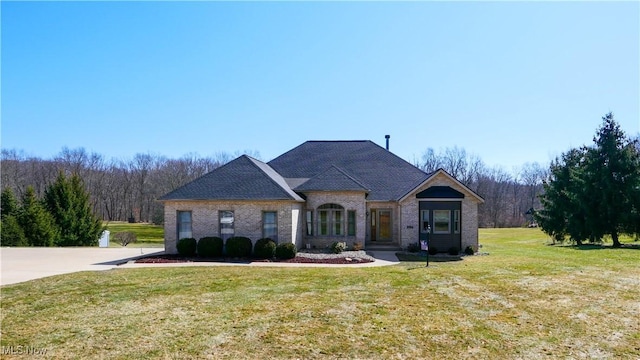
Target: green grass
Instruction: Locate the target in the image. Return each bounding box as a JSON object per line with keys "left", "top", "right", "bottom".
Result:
{"left": 1, "top": 228, "right": 639, "bottom": 359}
{"left": 104, "top": 222, "right": 164, "bottom": 248}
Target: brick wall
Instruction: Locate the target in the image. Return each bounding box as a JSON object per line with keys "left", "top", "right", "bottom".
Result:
{"left": 399, "top": 172, "right": 481, "bottom": 250}
{"left": 301, "top": 191, "right": 367, "bottom": 249}
{"left": 163, "top": 200, "right": 304, "bottom": 254}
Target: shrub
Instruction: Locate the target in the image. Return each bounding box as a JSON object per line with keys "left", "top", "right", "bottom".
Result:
{"left": 254, "top": 238, "right": 277, "bottom": 259}
{"left": 428, "top": 246, "right": 438, "bottom": 255}
{"left": 275, "top": 243, "right": 297, "bottom": 260}
{"left": 407, "top": 242, "right": 420, "bottom": 253}
{"left": 464, "top": 245, "right": 475, "bottom": 256}
{"left": 198, "top": 236, "right": 223, "bottom": 258}
{"left": 330, "top": 241, "right": 346, "bottom": 254}
{"left": 352, "top": 242, "right": 363, "bottom": 251}
{"left": 225, "top": 236, "right": 252, "bottom": 258}
{"left": 113, "top": 231, "right": 137, "bottom": 247}
{"left": 448, "top": 246, "right": 460, "bottom": 255}
{"left": 177, "top": 238, "right": 197, "bottom": 256}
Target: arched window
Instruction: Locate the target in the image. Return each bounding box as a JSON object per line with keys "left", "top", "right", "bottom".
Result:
{"left": 317, "top": 204, "right": 344, "bottom": 236}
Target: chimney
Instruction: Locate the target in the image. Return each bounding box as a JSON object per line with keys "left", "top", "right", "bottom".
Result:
{"left": 385, "top": 135, "right": 390, "bottom": 151}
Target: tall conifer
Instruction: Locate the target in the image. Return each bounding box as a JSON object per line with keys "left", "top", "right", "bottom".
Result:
{"left": 44, "top": 172, "right": 103, "bottom": 246}
{"left": 19, "top": 186, "right": 58, "bottom": 246}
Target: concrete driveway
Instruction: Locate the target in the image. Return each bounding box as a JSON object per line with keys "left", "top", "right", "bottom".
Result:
{"left": 1, "top": 247, "right": 401, "bottom": 286}
{"left": 1, "top": 247, "right": 164, "bottom": 286}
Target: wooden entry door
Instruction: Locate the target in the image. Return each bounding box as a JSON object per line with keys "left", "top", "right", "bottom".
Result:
{"left": 371, "top": 209, "right": 392, "bottom": 242}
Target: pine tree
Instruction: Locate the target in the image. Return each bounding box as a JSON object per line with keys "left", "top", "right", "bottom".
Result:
{"left": 583, "top": 113, "right": 640, "bottom": 247}
{"left": 1, "top": 188, "right": 28, "bottom": 246}
{"left": 1, "top": 187, "right": 19, "bottom": 217}
{"left": 537, "top": 113, "right": 640, "bottom": 246}
{"left": 18, "top": 186, "right": 58, "bottom": 246}
{"left": 44, "top": 172, "right": 103, "bottom": 246}
{"left": 1, "top": 215, "right": 28, "bottom": 246}
{"left": 536, "top": 148, "right": 590, "bottom": 244}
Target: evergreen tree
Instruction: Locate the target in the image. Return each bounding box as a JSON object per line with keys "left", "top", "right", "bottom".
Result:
{"left": 18, "top": 186, "right": 58, "bottom": 246}
{"left": 583, "top": 113, "right": 640, "bottom": 247}
{"left": 536, "top": 148, "right": 590, "bottom": 244}
{"left": 537, "top": 113, "right": 640, "bottom": 246}
{"left": 44, "top": 172, "right": 103, "bottom": 246}
{"left": 1, "top": 187, "right": 19, "bottom": 218}
{"left": 1, "top": 215, "right": 28, "bottom": 246}
{"left": 1, "top": 188, "right": 28, "bottom": 246}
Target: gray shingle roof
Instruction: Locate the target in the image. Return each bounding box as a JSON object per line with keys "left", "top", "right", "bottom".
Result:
{"left": 159, "top": 155, "right": 304, "bottom": 201}
{"left": 294, "top": 165, "right": 370, "bottom": 192}
{"left": 268, "top": 141, "right": 430, "bottom": 201}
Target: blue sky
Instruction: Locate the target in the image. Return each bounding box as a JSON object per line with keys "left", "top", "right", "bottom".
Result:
{"left": 2, "top": 1, "right": 639, "bottom": 171}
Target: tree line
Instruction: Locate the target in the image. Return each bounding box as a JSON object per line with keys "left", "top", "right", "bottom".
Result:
{"left": 1, "top": 149, "right": 256, "bottom": 225}
{"left": 415, "top": 147, "right": 548, "bottom": 228}
{"left": 2, "top": 145, "right": 547, "bottom": 228}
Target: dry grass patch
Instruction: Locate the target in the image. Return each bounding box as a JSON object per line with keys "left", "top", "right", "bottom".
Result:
{"left": 1, "top": 228, "right": 639, "bottom": 359}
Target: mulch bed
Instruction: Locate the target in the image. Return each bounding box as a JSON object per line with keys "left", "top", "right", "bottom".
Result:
{"left": 134, "top": 254, "right": 374, "bottom": 265}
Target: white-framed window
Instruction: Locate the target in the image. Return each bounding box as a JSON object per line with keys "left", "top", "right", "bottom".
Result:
{"left": 433, "top": 210, "right": 451, "bottom": 234}
{"left": 263, "top": 211, "right": 278, "bottom": 241}
{"left": 219, "top": 210, "right": 234, "bottom": 241}
{"left": 317, "top": 203, "right": 344, "bottom": 236}
{"left": 177, "top": 211, "right": 192, "bottom": 239}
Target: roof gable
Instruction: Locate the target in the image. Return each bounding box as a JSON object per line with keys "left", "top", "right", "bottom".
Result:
{"left": 159, "top": 155, "right": 303, "bottom": 201}
{"left": 416, "top": 186, "right": 465, "bottom": 199}
{"left": 269, "top": 141, "right": 429, "bottom": 201}
{"left": 295, "top": 165, "right": 370, "bottom": 192}
{"left": 400, "top": 169, "right": 485, "bottom": 203}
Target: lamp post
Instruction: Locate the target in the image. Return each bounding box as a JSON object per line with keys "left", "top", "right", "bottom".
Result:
{"left": 426, "top": 225, "right": 430, "bottom": 267}
{"left": 421, "top": 225, "right": 430, "bottom": 267}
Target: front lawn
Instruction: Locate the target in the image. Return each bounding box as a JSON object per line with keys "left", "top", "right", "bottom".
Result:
{"left": 104, "top": 221, "right": 164, "bottom": 248}
{"left": 1, "top": 228, "right": 638, "bottom": 359}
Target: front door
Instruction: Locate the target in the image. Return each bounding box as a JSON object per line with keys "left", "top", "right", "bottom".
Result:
{"left": 377, "top": 210, "right": 392, "bottom": 242}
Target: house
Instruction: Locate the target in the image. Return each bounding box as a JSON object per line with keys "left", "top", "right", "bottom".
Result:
{"left": 159, "top": 140, "right": 484, "bottom": 253}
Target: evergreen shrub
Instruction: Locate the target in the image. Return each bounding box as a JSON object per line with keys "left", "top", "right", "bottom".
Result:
{"left": 275, "top": 243, "right": 297, "bottom": 260}
{"left": 198, "top": 236, "right": 223, "bottom": 258}
{"left": 225, "top": 236, "right": 252, "bottom": 258}
{"left": 177, "top": 237, "right": 197, "bottom": 256}
{"left": 254, "top": 238, "right": 276, "bottom": 259}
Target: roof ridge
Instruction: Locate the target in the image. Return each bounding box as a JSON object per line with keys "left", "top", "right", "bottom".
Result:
{"left": 159, "top": 156, "right": 243, "bottom": 200}
{"left": 245, "top": 156, "right": 304, "bottom": 201}
{"left": 326, "top": 165, "right": 371, "bottom": 191}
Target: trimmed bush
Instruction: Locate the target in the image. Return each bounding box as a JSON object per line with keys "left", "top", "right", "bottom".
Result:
{"left": 177, "top": 237, "right": 197, "bottom": 256}
{"left": 254, "top": 238, "right": 277, "bottom": 259}
{"left": 225, "top": 236, "right": 252, "bottom": 258}
{"left": 198, "top": 236, "right": 223, "bottom": 258}
{"left": 428, "top": 246, "right": 438, "bottom": 255}
{"left": 352, "top": 242, "right": 363, "bottom": 251}
{"left": 275, "top": 243, "right": 297, "bottom": 260}
{"left": 448, "top": 246, "right": 460, "bottom": 255}
{"left": 464, "top": 245, "right": 475, "bottom": 256}
{"left": 330, "top": 241, "right": 346, "bottom": 254}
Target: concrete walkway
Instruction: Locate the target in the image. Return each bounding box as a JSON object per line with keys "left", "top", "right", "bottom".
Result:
{"left": 1, "top": 248, "right": 400, "bottom": 286}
